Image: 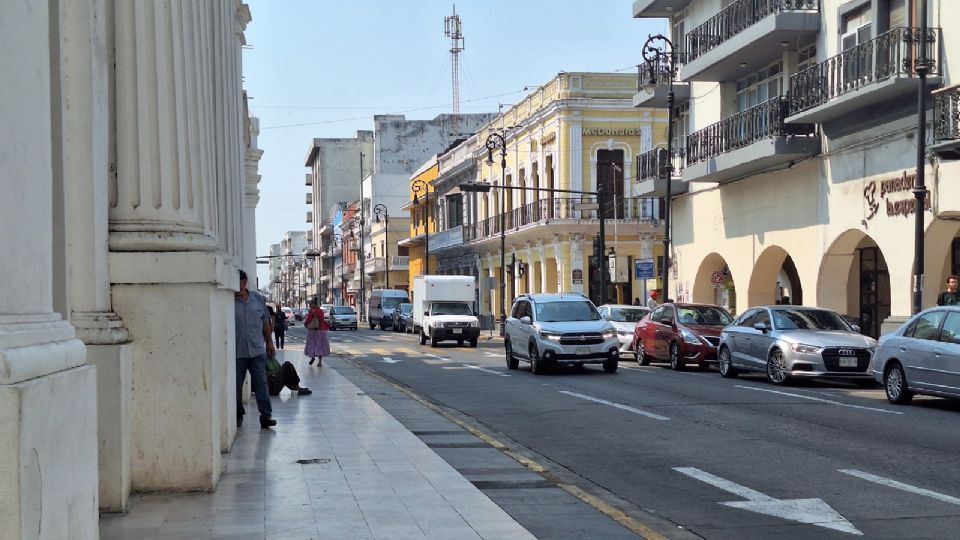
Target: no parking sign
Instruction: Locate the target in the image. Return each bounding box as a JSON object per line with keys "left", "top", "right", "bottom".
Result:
{"left": 711, "top": 271, "right": 724, "bottom": 286}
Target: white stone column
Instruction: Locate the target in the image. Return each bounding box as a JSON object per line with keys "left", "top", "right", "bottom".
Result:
{"left": 107, "top": 0, "right": 249, "bottom": 492}
{"left": 55, "top": 0, "right": 134, "bottom": 513}
{"left": 570, "top": 233, "right": 585, "bottom": 294}
{"left": 537, "top": 241, "right": 549, "bottom": 293}
{"left": 0, "top": 1, "right": 97, "bottom": 538}
{"left": 569, "top": 121, "right": 583, "bottom": 192}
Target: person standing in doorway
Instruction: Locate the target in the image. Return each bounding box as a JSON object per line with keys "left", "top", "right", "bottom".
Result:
{"left": 305, "top": 297, "right": 331, "bottom": 366}
{"left": 272, "top": 302, "right": 287, "bottom": 349}
{"left": 938, "top": 275, "right": 960, "bottom": 306}
{"left": 646, "top": 290, "right": 659, "bottom": 310}
{"left": 235, "top": 269, "right": 276, "bottom": 429}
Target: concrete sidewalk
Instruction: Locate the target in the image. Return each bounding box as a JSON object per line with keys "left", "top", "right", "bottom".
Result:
{"left": 99, "top": 348, "right": 535, "bottom": 540}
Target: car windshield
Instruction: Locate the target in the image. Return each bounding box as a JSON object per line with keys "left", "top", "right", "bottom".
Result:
{"left": 773, "top": 309, "right": 851, "bottom": 331}
{"left": 432, "top": 302, "right": 472, "bottom": 316}
{"left": 536, "top": 301, "right": 601, "bottom": 322}
{"left": 382, "top": 297, "right": 408, "bottom": 310}
{"left": 399, "top": 304, "right": 412, "bottom": 314}
{"left": 608, "top": 307, "right": 649, "bottom": 322}
{"left": 332, "top": 307, "right": 356, "bottom": 315}
{"left": 676, "top": 306, "right": 733, "bottom": 325}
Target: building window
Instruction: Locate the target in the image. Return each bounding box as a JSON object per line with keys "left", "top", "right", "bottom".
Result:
{"left": 842, "top": 4, "right": 872, "bottom": 50}
{"left": 447, "top": 195, "right": 463, "bottom": 228}
{"left": 797, "top": 44, "right": 817, "bottom": 72}
{"left": 672, "top": 102, "right": 690, "bottom": 150}
{"left": 736, "top": 61, "right": 782, "bottom": 112}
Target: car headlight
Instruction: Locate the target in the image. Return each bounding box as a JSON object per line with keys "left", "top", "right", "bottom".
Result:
{"left": 602, "top": 329, "right": 617, "bottom": 340}
{"left": 469, "top": 320, "right": 479, "bottom": 327}
{"left": 680, "top": 328, "right": 701, "bottom": 345}
{"left": 791, "top": 343, "right": 821, "bottom": 354}
{"left": 540, "top": 331, "right": 562, "bottom": 341}
{"left": 431, "top": 320, "right": 444, "bottom": 328}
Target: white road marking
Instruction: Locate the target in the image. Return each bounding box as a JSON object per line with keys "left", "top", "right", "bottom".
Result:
{"left": 382, "top": 357, "right": 401, "bottom": 364}
{"left": 464, "top": 364, "right": 509, "bottom": 377}
{"left": 484, "top": 352, "right": 501, "bottom": 357}
{"left": 559, "top": 391, "right": 669, "bottom": 421}
{"left": 734, "top": 385, "right": 903, "bottom": 415}
{"left": 422, "top": 353, "right": 452, "bottom": 362}
{"left": 674, "top": 467, "right": 862, "bottom": 535}
{"left": 839, "top": 469, "right": 960, "bottom": 506}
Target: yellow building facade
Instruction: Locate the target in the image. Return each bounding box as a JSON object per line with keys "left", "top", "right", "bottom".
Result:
{"left": 401, "top": 160, "right": 439, "bottom": 290}
{"left": 463, "top": 73, "right": 669, "bottom": 319}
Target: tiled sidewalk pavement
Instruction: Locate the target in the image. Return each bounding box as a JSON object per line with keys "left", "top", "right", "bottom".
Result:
{"left": 99, "top": 348, "right": 535, "bottom": 540}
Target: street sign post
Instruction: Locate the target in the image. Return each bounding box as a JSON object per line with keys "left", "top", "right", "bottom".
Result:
{"left": 635, "top": 259, "right": 655, "bottom": 279}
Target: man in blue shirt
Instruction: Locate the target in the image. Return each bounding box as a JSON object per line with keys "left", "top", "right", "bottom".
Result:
{"left": 235, "top": 269, "right": 277, "bottom": 429}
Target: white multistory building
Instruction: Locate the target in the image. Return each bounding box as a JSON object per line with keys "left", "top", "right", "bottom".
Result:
{"left": 633, "top": 0, "right": 957, "bottom": 337}
{"left": 0, "top": 2, "right": 260, "bottom": 537}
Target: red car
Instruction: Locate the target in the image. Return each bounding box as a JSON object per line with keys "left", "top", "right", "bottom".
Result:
{"left": 631, "top": 303, "right": 734, "bottom": 370}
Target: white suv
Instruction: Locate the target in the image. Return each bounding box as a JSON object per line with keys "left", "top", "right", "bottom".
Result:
{"left": 505, "top": 293, "right": 620, "bottom": 374}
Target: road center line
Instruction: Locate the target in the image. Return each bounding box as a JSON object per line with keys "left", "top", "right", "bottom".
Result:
{"left": 839, "top": 469, "right": 960, "bottom": 505}
{"left": 559, "top": 391, "right": 669, "bottom": 421}
{"left": 734, "top": 385, "right": 903, "bottom": 415}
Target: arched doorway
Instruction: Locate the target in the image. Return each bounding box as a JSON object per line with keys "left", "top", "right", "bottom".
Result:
{"left": 746, "top": 245, "right": 803, "bottom": 307}
{"left": 925, "top": 219, "right": 960, "bottom": 307}
{"left": 818, "top": 230, "right": 890, "bottom": 339}
{"left": 693, "top": 253, "right": 737, "bottom": 315}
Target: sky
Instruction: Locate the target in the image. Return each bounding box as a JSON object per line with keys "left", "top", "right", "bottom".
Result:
{"left": 242, "top": 0, "right": 666, "bottom": 287}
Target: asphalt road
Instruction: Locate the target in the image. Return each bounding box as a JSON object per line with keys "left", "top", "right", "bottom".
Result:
{"left": 288, "top": 325, "right": 960, "bottom": 539}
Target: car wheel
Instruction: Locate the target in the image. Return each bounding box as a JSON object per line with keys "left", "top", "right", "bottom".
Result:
{"left": 505, "top": 340, "right": 519, "bottom": 369}
{"left": 766, "top": 349, "right": 789, "bottom": 385}
{"left": 457, "top": 339, "right": 464, "bottom": 346}
{"left": 430, "top": 336, "right": 439, "bottom": 347}
{"left": 718, "top": 346, "right": 737, "bottom": 378}
{"left": 884, "top": 363, "right": 913, "bottom": 404}
{"left": 469, "top": 338, "right": 478, "bottom": 348}
{"left": 635, "top": 341, "right": 650, "bottom": 366}
{"left": 669, "top": 343, "right": 684, "bottom": 371}
{"left": 603, "top": 359, "right": 619, "bottom": 373}
{"left": 369, "top": 322, "right": 375, "bottom": 330}
{"left": 530, "top": 344, "right": 544, "bottom": 375}
{"left": 419, "top": 328, "right": 427, "bottom": 345}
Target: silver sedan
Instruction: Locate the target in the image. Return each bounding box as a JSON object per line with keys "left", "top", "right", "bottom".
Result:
{"left": 718, "top": 306, "right": 877, "bottom": 386}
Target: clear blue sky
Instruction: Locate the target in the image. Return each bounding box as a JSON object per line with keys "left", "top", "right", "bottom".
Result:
{"left": 243, "top": 0, "right": 665, "bottom": 287}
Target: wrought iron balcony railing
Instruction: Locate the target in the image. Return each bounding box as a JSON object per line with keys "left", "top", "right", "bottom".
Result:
{"left": 934, "top": 85, "right": 960, "bottom": 141}
{"left": 464, "top": 197, "right": 661, "bottom": 243}
{"left": 636, "top": 53, "right": 687, "bottom": 92}
{"left": 685, "top": 0, "right": 819, "bottom": 62}
{"left": 686, "top": 96, "right": 817, "bottom": 165}
{"left": 637, "top": 147, "right": 686, "bottom": 181}
{"left": 789, "top": 27, "right": 942, "bottom": 117}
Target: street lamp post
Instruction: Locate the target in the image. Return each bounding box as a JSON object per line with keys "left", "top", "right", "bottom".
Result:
{"left": 333, "top": 233, "right": 345, "bottom": 305}
{"left": 913, "top": 0, "right": 931, "bottom": 314}
{"left": 485, "top": 132, "right": 508, "bottom": 335}
{"left": 374, "top": 203, "right": 389, "bottom": 289}
{"left": 411, "top": 179, "right": 431, "bottom": 275}
{"left": 642, "top": 33, "right": 676, "bottom": 303}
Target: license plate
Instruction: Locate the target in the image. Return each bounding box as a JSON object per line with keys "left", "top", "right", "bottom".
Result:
{"left": 576, "top": 346, "right": 590, "bottom": 355}
{"left": 839, "top": 357, "right": 858, "bottom": 367}
{"left": 452, "top": 328, "right": 462, "bottom": 334}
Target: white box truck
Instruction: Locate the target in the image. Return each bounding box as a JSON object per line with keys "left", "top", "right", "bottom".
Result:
{"left": 412, "top": 275, "right": 480, "bottom": 348}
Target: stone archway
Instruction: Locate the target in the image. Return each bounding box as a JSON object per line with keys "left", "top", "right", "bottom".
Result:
{"left": 818, "top": 230, "right": 891, "bottom": 338}
{"left": 746, "top": 245, "right": 803, "bottom": 307}
{"left": 925, "top": 219, "right": 960, "bottom": 307}
{"left": 693, "top": 253, "right": 737, "bottom": 314}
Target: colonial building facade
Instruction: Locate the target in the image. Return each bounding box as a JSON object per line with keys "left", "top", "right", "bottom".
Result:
{"left": 0, "top": 1, "right": 259, "bottom": 537}
{"left": 633, "top": 0, "right": 957, "bottom": 336}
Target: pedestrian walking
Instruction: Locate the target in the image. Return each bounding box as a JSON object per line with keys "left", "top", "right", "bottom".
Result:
{"left": 646, "top": 290, "right": 659, "bottom": 310}
{"left": 272, "top": 302, "right": 287, "bottom": 349}
{"left": 304, "top": 298, "right": 330, "bottom": 366}
{"left": 234, "top": 269, "right": 276, "bottom": 429}
{"left": 938, "top": 275, "right": 960, "bottom": 306}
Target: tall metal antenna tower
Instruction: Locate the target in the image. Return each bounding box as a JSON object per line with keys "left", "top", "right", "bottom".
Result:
{"left": 444, "top": 5, "right": 464, "bottom": 136}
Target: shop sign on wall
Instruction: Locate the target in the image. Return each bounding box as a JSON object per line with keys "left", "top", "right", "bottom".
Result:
{"left": 862, "top": 170, "right": 932, "bottom": 226}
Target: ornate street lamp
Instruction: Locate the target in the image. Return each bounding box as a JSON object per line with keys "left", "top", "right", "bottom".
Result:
{"left": 485, "top": 132, "right": 508, "bottom": 335}
{"left": 642, "top": 33, "right": 677, "bottom": 303}
{"left": 913, "top": 0, "right": 932, "bottom": 314}
{"left": 373, "top": 203, "right": 389, "bottom": 289}
{"left": 411, "top": 178, "right": 431, "bottom": 275}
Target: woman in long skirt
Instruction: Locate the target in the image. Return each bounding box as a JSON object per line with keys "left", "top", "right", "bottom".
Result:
{"left": 304, "top": 298, "right": 330, "bottom": 365}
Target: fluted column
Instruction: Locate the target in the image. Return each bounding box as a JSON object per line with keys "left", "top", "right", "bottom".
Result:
{"left": 108, "top": 0, "right": 250, "bottom": 491}
{"left": 0, "top": 0, "right": 97, "bottom": 537}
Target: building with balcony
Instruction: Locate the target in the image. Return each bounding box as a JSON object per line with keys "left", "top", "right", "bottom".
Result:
{"left": 435, "top": 72, "right": 669, "bottom": 316}
{"left": 634, "top": 0, "right": 957, "bottom": 337}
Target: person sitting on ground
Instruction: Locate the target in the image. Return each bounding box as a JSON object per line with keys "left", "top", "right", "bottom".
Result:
{"left": 266, "top": 355, "right": 312, "bottom": 396}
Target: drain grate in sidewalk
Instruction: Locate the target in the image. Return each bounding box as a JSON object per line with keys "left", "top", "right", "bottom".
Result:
{"left": 470, "top": 479, "right": 556, "bottom": 490}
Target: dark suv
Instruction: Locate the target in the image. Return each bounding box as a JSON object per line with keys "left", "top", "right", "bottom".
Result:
{"left": 505, "top": 293, "right": 620, "bottom": 374}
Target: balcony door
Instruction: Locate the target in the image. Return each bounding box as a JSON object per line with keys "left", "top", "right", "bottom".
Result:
{"left": 597, "top": 149, "right": 624, "bottom": 219}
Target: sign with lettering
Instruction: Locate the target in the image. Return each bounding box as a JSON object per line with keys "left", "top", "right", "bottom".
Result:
{"left": 572, "top": 268, "right": 583, "bottom": 285}
{"left": 862, "top": 170, "right": 932, "bottom": 226}
{"left": 583, "top": 127, "right": 643, "bottom": 137}
{"left": 635, "top": 259, "right": 655, "bottom": 279}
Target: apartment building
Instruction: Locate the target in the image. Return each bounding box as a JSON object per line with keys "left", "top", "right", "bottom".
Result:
{"left": 633, "top": 0, "right": 955, "bottom": 336}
